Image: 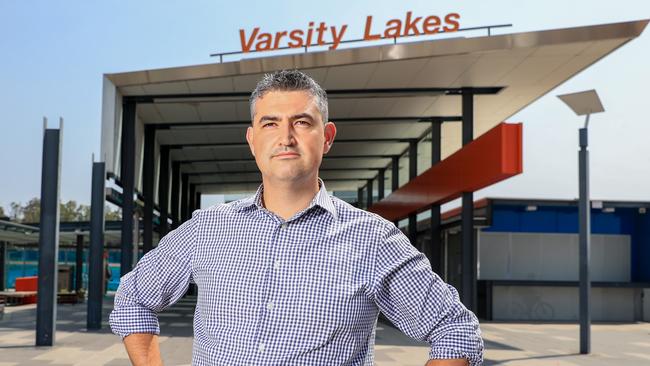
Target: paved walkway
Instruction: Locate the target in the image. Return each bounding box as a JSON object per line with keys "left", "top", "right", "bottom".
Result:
{"left": 1, "top": 295, "right": 649, "bottom": 365}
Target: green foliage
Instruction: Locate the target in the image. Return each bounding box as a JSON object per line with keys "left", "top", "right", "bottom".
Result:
{"left": 5, "top": 198, "right": 122, "bottom": 222}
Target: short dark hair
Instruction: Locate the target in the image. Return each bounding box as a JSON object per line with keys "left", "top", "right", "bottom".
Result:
{"left": 249, "top": 69, "right": 328, "bottom": 123}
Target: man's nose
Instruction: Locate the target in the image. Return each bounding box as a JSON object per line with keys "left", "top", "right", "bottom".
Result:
{"left": 278, "top": 122, "right": 296, "bottom": 146}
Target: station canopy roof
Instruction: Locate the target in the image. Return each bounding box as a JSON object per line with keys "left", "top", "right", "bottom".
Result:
{"left": 103, "top": 19, "right": 648, "bottom": 196}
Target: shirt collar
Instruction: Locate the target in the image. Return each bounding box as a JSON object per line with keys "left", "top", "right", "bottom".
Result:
{"left": 235, "top": 178, "right": 338, "bottom": 220}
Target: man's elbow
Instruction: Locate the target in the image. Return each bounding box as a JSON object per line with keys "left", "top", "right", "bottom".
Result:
{"left": 425, "top": 358, "right": 468, "bottom": 366}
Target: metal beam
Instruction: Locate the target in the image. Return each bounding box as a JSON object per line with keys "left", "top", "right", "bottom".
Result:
{"left": 391, "top": 156, "right": 399, "bottom": 192}
{"left": 180, "top": 173, "right": 189, "bottom": 222}
{"left": 408, "top": 140, "right": 418, "bottom": 247}
{"left": 195, "top": 191, "right": 202, "bottom": 210}
{"left": 429, "top": 121, "right": 443, "bottom": 275}
{"left": 75, "top": 234, "right": 83, "bottom": 293}
{"left": 177, "top": 155, "right": 399, "bottom": 164}
{"left": 357, "top": 187, "right": 363, "bottom": 208}
{"left": 124, "top": 88, "right": 502, "bottom": 104}
{"left": 151, "top": 116, "right": 463, "bottom": 129}
{"left": 184, "top": 167, "right": 382, "bottom": 176}
{"left": 189, "top": 184, "right": 196, "bottom": 215}
{"left": 196, "top": 178, "right": 367, "bottom": 186}
{"left": 36, "top": 124, "right": 62, "bottom": 346}
{"left": 120, "top": 101, "right": 136, "bottom": 276}
{"left": 461, "top": 88, "right": 477, "bottom": 312}
{"left": 142, "top": 125, "right": 155, "bottom": 255}
{"left": 170, "top": 161, "right": 180, "bottom": 227}
{"left": 0, "top": 241, "right": 5, "bottom": 291}
{"left": 378, "top": 169, "right": 385, "bottom": 200}
{"left": 367, "top": 179, "right": 373, "bottom": 207}
{"left": 87, "top": 161, "right": 105, "bottom": 330}
{"left": 165, "top": 138, "right": 420, "bottom": 149}
{"left": 158, "top": 146, "right": 170, "bottom": 237}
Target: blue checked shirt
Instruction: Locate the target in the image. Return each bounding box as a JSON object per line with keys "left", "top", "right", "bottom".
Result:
{"left": 110, "top": 180, "right": 483, "bottom": 365}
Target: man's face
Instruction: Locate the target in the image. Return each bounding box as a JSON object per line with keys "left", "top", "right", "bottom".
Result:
{"left": 246, "top": 90, "right": 336, "bottom": 184}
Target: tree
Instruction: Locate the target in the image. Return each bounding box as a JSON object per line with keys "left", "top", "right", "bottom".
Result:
{"left": 0, "top": 205, "right": 6, "bottom": 218}
{"left": 22, "top": 198, "right": 41, "bottom": 223}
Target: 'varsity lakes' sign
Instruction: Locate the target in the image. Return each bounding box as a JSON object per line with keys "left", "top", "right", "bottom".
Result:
{"left": 239, "top": 11, "right": 461, "bottom": 53}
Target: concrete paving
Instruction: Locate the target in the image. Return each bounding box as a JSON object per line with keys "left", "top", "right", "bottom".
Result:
{"left": 1, "top": 294, "right": 649, "bottom": 365}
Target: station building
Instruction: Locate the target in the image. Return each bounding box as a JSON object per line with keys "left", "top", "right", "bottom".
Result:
{"left": 2, "top": 18, "right": 649, "bottom": 326}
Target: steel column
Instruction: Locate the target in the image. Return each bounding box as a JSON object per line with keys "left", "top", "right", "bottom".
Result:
{"left": 366, "top": 179, "right": 373, "bottom": 207}
{"left": 36, "top": 124, "right": 62, "bottom": 346}
{"left": 87, "top": 161, "right": 106, "bottom": 330}
{"left": 189, "top": 184, "right": 196, "bottom": 215}
{"left": 579, "top": 124, "right": 591, "bottom": 354}
{"left": 75, "top": 234, "right": 83, "bottom": 293}
{"left": 461, "top": 88, "right": 477, "bottom": 311}
{"left": 0, "top": 241, "right": 5, "bottom": 291}
{"left": 357, "top": 187, "right": 363, "bottom": 208}
{"left": 170, "top": 161, "right": 180, "bottom": 228}
{"left": 195, "top": 191, "right": 202, "bottom": 210}
{"left": 378, "top": 168, "right": 385, "bottom": 200}
{"left": 391, "top": 156, "right": 399, "bottom": 192}
{"left": 429, "top": 121, "right": 442, "bottom": 274}
{"left": 142, "top": 125, "right": 155, "bottom": 255}
{"left": 120, "top": 101, "right": 136, "bottom": 276}
{"left": 180, "top": 173, "right": 189, "bottom": 222}
{"left": 158, "top": 146, "right": 170, "bottom": 237}
{"left": 408, "top": 140, "right": 418, "bottom": 246}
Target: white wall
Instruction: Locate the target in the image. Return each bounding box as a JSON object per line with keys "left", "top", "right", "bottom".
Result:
{"left": 492, "top": 286, "right": 637, "bottom": 321}
{"left": 478, "top": 232, "right": 631, "bottom": 282}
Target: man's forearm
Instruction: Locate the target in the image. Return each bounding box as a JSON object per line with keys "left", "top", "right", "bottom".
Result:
{"left": 425, "top": 358, "right": 469, "bottom": 366}
{"left": 123, "top": 333, "right": 163, "bottom": 366}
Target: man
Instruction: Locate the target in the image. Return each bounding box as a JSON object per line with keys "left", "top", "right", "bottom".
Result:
{"left": 110, "top": 70, "right": 483, "bottom": 365}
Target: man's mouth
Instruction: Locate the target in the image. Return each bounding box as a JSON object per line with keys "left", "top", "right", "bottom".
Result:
{"left": 273, "top": 152, "right": 300, "bottom": 158}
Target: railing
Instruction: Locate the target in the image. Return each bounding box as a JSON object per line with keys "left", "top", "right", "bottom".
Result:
{"left": 209, "top": 23, "right": 513, "bottom": 63}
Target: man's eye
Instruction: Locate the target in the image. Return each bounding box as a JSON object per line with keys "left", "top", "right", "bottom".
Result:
{"left": 262, "top": 122, "right": 276, "bottom": 128}
{"left": 295, "top": 120, "right": 310, "bottom": 126}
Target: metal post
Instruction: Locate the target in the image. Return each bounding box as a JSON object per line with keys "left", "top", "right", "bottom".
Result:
{"left": 430, "top": 121, "right": 442, "bottom": 274}
{"left": 195, "top": 191, "right": 202, "bottom": 210}
{"left": 579, "top": 116, "right": 591, "bottom": 354}
{"left": 0, "top": 241, "right": 6, "bottom": 291}
{"left": 189, "top": 184, "right": 196, "bottom": 214}
{"left": 87, "top": 161, "right": 106, "bottom": 330}
{"left": 408, "top": 140, "right": 418, "bottom": 247}
{"left": 120, "top": 101, "right": 136, "bottom": 276}
{"left": 357, "top": 187, "right": 363, "bottom": 208}
{"left": 142, "top": 125, "right": 155, "bottom": 255}
{"left": 378, "top": 169, "right": 385, "bottom": 200}
{"left": 158, "top": 146, "right": 170, "bottom": 237}
{"left": 170, "top": 161, "right": 180, "bottom": 228}
{"left": 36, "top": 121, "right": 62, "bottom": 346}
{"left": 461, "top": 88, "right": 477, "bottom": 311}
{"left": 366, "top": 179, "right": 373, "bottom": 208}
{"left": 75, "top": 234, "right": 83, "bottom": 293}
{"left": 180, "top": 173, "right": 189, "bottom": 222}
{"left": 391, "top": 156, "right": 399, "bottom": 192}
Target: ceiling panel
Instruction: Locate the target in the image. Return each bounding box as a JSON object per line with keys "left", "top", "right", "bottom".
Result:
{"left": 187, "top": 77, "right": 235, "bottom": 93}
{"left": 322, "top": 63, "right": 379, "bottom": 89}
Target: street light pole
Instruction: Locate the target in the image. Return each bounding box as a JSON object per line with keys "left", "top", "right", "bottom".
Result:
{"left": 578, "top": 114, "right": 591, "bottom": 354}
{"left": 557, "top": 89, "right": 604, "bottom": 355}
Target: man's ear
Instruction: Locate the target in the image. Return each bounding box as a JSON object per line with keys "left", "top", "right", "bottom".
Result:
{"left": 246, "top": 126, "right": 255, "bottom": 157}
{"left": 323, "top": 121, "right": 337, "bottom": 154}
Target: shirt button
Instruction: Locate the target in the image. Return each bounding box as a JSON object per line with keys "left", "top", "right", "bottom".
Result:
{"left": 267, "top": 301, "right": 274, "bottom": 310}
{"left": 274, "top": 260, "right": 281, "bottom": 270}
{"left": 280, "top": 222, "right": 288, "bottom": 229}
{"left": 258, "top": 343, "right": 265, "bottom": 352}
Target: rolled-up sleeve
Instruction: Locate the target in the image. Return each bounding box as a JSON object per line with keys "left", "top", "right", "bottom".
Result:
{"left": 109, "top": 212, "right": 198, "bottom": 338}
{"left": 370, "top": 223, "right": 484, "bottom": 366}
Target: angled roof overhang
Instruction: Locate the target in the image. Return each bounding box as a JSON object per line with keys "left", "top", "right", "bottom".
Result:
{"left": 99, "top": 19, "right": 648, "bottom": 197}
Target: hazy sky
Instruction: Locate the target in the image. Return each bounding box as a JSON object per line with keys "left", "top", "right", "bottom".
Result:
{"left": 0, "top": 0, "right": 648, "bottom": 213}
